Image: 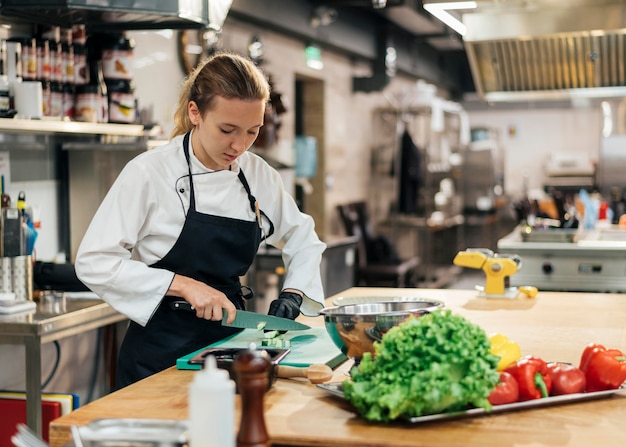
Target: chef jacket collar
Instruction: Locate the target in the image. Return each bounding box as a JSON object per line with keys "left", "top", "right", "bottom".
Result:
{"left": 187, "top": 129, "right": 241, "bottom": 174}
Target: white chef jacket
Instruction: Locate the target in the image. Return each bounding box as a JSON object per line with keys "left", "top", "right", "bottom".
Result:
{"left": 75, "top": 133, "right": 327, "bottom": 326}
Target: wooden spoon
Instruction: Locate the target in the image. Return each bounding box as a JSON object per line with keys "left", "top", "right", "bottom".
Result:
{"left": 275, "top": 364, "right": 333, "bottom": 384}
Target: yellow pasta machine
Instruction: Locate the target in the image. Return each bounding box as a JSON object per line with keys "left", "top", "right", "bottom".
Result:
{"left": 453, "top": 248, "right": 537, "bottom": 299}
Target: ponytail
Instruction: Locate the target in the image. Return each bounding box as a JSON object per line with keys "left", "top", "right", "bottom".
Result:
{"left": 170, "top": 52, "right": 270, "bottom": 139}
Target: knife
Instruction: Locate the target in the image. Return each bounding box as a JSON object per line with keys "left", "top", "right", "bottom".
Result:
{"left": 169, "top": 300, "right": 310, "bottom": 331}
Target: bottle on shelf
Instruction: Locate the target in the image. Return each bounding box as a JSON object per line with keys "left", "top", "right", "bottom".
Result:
{"left": 72, "top": 27, "right": 88, "bottom": 86}
{"left": 60, "top": 28, "right": 74, "bottom": 85}
{"left": 94, "top": 60, "right": 108, "bottom": 123}
{"left": 107, "top": 79, "right": 135, "bottom": 124}
{"left": 0, "top": 75, "right": 10, "bottom": 117}
{"left": 16, "top": 190, "right": 26, "bottom": 216}
{"left": 1, "top": 175, "right": 10, "bottom": 208}
{"left": 35, "top": 38, "right": 50, "bottom": 82}
{"left": 75, "top": 60, "right": 108, "bottom": 123}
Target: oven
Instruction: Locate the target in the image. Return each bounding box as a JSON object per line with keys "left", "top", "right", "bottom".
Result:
{"left": 497, "top": 227, "right": 626, "bottom": 293}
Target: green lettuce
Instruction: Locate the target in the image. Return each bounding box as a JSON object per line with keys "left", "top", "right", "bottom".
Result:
{"left": 343, "top": 309, "right": 500, "bottom": 422}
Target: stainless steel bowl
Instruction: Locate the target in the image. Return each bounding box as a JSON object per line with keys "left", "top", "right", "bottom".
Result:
{"left": 319, "top": 299, "right": 444, "bottom": 362}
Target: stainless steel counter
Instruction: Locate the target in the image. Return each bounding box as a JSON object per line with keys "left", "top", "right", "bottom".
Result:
{"left": 498, "top": 226, "right": 626, "bottom": 292}
{"left": 0, "top": 298, "right": 126, "bottom": 436}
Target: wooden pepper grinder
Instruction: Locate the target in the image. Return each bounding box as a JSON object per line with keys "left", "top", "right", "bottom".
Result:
{"left": 233, "top": 345, "right": 271, "bottom": 447}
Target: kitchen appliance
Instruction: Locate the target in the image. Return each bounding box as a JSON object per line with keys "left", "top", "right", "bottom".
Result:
{"left": 462, "top": 141, "right": 500, "bottom": 213}
{"left": 461, "top": 0, "right": 626, "bottom": 102}
{"left": 0, "top": 0, "right": 232, "bottom": 31}
{"left": 498, "top": 227, "right": 626, "bottom": 292}
{"left": 453, "top": 248, "right": 522, "bottom": 298}
{"left": 544, "top": 153, "right": 596, "bottom": 192}
{"left": 598, "top": 135, "right": 626, "bottom": 203}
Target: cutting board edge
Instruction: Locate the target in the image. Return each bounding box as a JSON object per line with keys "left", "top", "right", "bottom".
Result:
{"left": 176, "top": 349, "right": 347, "bottom": 370}
{"left": 175, "top": 328, "right": 348, "bottom": 370}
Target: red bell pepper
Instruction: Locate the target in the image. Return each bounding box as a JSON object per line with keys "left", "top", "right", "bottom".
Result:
{"left": 488, "top": 371, "right": 519, "bottom": 405}
{"left": 579, "top": 343, "right": 626, "bottom": 392}
{"left": 546, "top": 362, "right": 586, "bottom": 395}
{"left": 503, "top": 355, "right": 552, "bottom": 401}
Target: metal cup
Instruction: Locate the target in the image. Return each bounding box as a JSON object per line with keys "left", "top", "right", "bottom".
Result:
{"left": 40, "top": 290, "right": 66, "bottom": 314}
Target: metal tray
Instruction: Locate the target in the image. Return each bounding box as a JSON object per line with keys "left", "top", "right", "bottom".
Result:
{"left": 520, "top": 228, "right": 579, "bottom": 243}
{"left": 76, "top": 418, "right": 190, "bottom": 446}
{"left": 317, "top": 382, "right": 626, "bottom": 424}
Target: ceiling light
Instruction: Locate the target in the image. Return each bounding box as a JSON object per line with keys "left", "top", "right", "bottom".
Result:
{"left": 423, "top": 1, "right": 477, "bottom": 36}
{"left": 247, "top": 36, "right": 264, "bottom": 64}
{"left": 310, "top": 5, "right": 338, "bottom": 28}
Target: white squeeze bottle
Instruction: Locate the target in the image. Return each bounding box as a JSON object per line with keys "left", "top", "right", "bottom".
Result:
{"left": 189, "top": 355, "right": 236, "bottom": 447}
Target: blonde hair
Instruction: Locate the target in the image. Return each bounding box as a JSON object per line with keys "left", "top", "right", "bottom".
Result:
{"left": 170, "top": 52, "right": 271, "bottom": 139}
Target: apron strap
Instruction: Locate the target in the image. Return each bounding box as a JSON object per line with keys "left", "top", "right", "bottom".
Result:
{"left": 183, "top": 131, "right": 275, "bottom": 239}
{"left": 182, "top": 132, "right": 197, "bottom": 212}
{"left": 238, "top": 170, "right": 275, "bottom": 240}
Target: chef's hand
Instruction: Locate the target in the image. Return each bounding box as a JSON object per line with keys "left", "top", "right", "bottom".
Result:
{"left": 268, "top": 290, "right": 303, "bottom": 320}
{"left": 168, "top": 274, "right": 237, "bottom": 324}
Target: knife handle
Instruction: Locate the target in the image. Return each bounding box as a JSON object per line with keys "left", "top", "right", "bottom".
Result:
{"left": 275, "top": 364, "right": 333, "bottom": 384}
{"left": 169, "top": 300, "right": 194, "bottom": 312}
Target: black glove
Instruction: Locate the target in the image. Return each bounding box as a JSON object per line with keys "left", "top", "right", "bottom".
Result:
{"left": 268, "top": 291, "right": 302, "bottom": 320}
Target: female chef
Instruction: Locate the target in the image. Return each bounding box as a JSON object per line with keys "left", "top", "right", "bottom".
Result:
{"left": 75, "top": 52, "right": 326, "bottom": 389}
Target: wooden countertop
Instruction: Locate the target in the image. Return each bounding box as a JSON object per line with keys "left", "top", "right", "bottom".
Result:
{"left": 49, "top": 287, "right": 626, "bottom": 447}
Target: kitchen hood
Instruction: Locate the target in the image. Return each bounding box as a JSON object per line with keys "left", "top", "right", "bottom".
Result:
{"left": 460, "top": 0, "right": 626, "bottom": 102}
{"left": 0, "top": 0, "right": 231, "bottom": 31}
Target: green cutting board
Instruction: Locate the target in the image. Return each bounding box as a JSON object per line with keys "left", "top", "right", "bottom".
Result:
{"left": 176, "top": 327, "right": 347, "bottom": 370}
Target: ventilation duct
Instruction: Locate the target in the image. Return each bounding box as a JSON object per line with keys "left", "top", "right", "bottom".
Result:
{"left": 0, "top": 0, "right": 232, "bottom": 30}
{"left": 462, "top": 0, "right": 626, "bottom": 101}
{"left": 353, "top": 27, "right": 396, "bottom": 92}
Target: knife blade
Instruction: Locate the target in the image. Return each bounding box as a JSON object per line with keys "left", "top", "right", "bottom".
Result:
{"left": 223, "top": 309, "right": 311, "bottom": 331}
{"left": 168, "top": 300, "right": 310, "bottom": 331}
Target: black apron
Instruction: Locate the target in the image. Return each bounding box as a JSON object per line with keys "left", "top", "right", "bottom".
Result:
{"left": 116, "top": 132, "right": 273, "bottom": 388}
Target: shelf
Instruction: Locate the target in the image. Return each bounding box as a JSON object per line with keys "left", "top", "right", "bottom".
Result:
{"left": 62, "top": 142, "right": 149, "bottom": 152}
{"left": 0, "top": 1, "right": 209, "bottom": 31}
{"left": 385, "top": 213, "right": 465, "bottom": 231}
{"left": 0, "top": 118, "right": 144, "bottom": 137}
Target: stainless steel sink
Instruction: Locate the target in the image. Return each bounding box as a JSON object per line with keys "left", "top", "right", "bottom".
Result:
{"left": 520, "top": 227, "right": 578, "bottom": 243}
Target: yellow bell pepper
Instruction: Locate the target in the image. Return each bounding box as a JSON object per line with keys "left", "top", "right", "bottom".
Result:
{"left": 519, "top": 286, "right": 539, "bottom": 298}
{"left": 489, "top": 333, "right": 522, "bottom": 371}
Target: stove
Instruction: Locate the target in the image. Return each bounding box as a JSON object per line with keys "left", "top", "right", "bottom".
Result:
{"left": 497, "top": 227, "right": 626, "bottom": 293}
